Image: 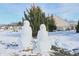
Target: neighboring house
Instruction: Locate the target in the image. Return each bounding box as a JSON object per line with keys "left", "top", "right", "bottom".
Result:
{"left": 68, "top": 21, "right": 77, "bottom": 30}
{"left": 53, "top": 16, "right": 77, "bottom": 31}
{"left": 0, "top": 23, "right": 22, "bottom": 32}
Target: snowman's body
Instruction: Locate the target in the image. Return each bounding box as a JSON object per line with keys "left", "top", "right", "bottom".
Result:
{"left": 21, "top": 20, "right": 32, "bottom": 50}
{"left": 37, "top": 24, "right": 51, "bottom": 56}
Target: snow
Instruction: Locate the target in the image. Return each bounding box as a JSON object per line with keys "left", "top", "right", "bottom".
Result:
{"left": 0, "top": 30, "right": 79, "bottom": 55}
{"left": 49, "top": 31, "right": 79, "bottom": 50}
{"left": 0, "top": 31, "right": 21, "bottom": 55}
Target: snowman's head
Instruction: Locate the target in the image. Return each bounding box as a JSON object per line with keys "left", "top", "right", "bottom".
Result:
{"left": 40, "top": 24, "right": 46, "bottom": 31}
{"left": 24, "top": 20, "right": 30, "bottom": 26}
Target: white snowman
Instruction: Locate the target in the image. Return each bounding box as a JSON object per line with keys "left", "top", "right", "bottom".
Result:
{"left": 37, "top": 24, "right": 51, "bottom": 56}
{"left": 21, "top": 20, "right": 33, "bottom": 50}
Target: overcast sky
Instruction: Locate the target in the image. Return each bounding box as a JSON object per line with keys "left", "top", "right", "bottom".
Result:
{"left": 0, "top": 3, "right": 79, "bottom": 24}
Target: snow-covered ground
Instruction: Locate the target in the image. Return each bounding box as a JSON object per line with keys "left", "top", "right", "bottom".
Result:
{"left": 0, "top": 30, "right": 79, "bottom": 55}
{"left": 49, "top": 31, "right": 79, "bottom": 51}
{"left": 0, "top": 31, "right": 22, "bottom": 56}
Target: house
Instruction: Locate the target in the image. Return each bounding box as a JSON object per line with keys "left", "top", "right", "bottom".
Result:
{"left": 0, "top": 23, "right": 22, "bottom": 32}
{"left": 53, "top": 16, "right": 77, "bottom": 31}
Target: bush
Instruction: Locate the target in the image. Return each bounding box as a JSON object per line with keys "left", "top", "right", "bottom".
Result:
{"left": 76, "top": 21, "right": 79, "bottom": 33}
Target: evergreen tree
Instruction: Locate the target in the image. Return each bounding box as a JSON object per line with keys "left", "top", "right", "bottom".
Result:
{"left": 48, "top": 15, "right": 57, "bottom": 32}
{"left": 17, "top": 21, "right": 23, "bottom": 26}
{"left": 76, "top": 21, "right": 79, "bottom": 33}
{"left": 23, "top": 5, "right": 48, "bottom": 37}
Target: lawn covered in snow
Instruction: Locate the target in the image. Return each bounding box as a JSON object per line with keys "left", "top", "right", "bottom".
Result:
{"left": 49, "top": 31, "right": 79, "bottom": 51}
{"left": 0, "top": 30, "right": 79, "bottom": 55}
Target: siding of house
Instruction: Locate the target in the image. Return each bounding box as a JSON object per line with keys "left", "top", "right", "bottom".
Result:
{"left": 53, "top": 16, "right": 76, "bottom": 31}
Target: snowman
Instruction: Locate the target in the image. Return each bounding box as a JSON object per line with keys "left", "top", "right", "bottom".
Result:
{"left": 21, "top": 20, "right": 33, "bottom": 51}
{"left": 36, "top": 24, "right": 51, "bottom": 56}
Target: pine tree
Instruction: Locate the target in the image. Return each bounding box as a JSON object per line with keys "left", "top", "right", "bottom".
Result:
{"left": 76, "top": 21, "right": 79, "bottom": 33}
{"left": 17, "top": 21, "right": 23, "bottom": 26}
{"left": 23, "top": 5, "right": 48, "bottom": 37}
{"left": 48, "top": 15, "right": 57, "bottom": 32}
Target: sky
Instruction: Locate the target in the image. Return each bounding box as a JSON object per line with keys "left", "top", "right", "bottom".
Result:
{"left": 0, "top": 3, "right": 79, "bottom": 24}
